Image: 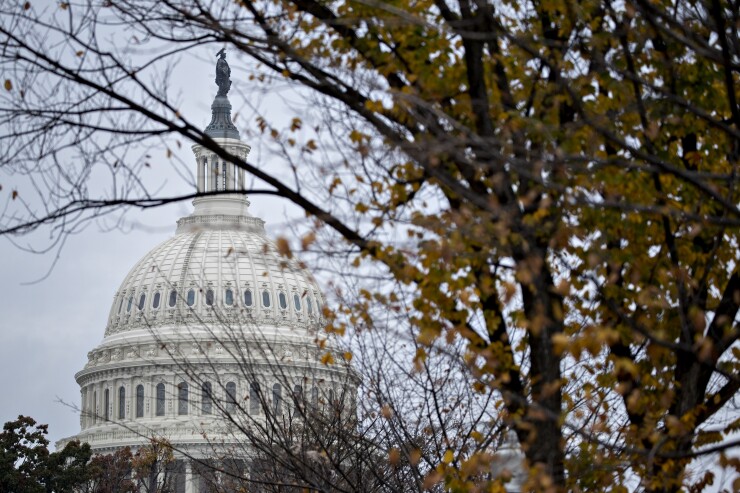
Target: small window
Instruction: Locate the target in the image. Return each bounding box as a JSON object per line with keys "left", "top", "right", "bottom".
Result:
{"left": 186, "top": 289, "right": 195, "bottom": 307}
{"left": 249, "top": 382, "right": 261, "bottom": 414}
{"left": 118, "top": 386, "right": 126, "bottom": 420}
{"left": 316, "top": 298, "right": 322, "bottom": 315}
{"left": 306, "top": 297, "right": 313, "bottom": 315}
{"left": 311, "top": 386, "right": 319, "bottom": 409}
{"left": 225, "top": 289, "right": 233, "bottom": 306}
{"left": 138, "top": 294, "right": 146, "bottom": 310}
{"left": 178, "top": 382, "right": 189, "bottom": 415}
{"left": 93, "top": 391, "right": 97, "bottom": 423}
{"left": 104, "top": 389, "right": 110, "bottom": 420}
{"left": 127, "top": 296, "right": 133, "bottom": 312}
{"left": 294, "top": 294, "right": 301, "bottom": 311}
{"left": 226, "top": 382, "right": 237, "bottom": 413}
{"left": 273, "top": 384, "right": 282, "bottom": 415}
{"left": 262, "top": 290, "right": 271, "bottom": 307}
{"left": 168, "top": 290, "right": 177, "bottom": 307}
{"left": 136, "top": 385, "right": 144, "bottom": 418}
{"left": 244, "top": 289, "right": 253, "bottom": 307}
{"left": 328, "top": 389, "right": 335, "bottom": 410}
{"left": 118, "top": 297, "right": 124, "bottom": 314}
{"left": 202, "top": 382, "right": 213, "bottom": 415}
{"left": 278, "top": 292, "right": 287, "bottom": 310}
{"left": 152, "top": 292, "right": 161, "bottom": 309}
{"left": 293, "top": 384, "right": 303, "bottom": 406}
{"left": 206, "top": 289, "right": 214, "bottom": 306}
{"left": 156, "top": 383, "right": 165, "bottom": 416}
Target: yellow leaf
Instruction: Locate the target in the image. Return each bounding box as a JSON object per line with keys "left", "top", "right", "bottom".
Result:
{"left": 343, "top": 351, "right": 353, "bottom": 361}
{"left": 320, "top": 352, "right": 334, "bottom": 365}
{"left": 389, "top": 448, "right": 400, "bottom": 466}
{"left": 4, "top": 80, "right": 11, "bottom": 91}
{"left": 442, "top": 449, "right": 454, "bottom": 464}
{"left": 276, "top": 237, "right": 292, "bottom": 259}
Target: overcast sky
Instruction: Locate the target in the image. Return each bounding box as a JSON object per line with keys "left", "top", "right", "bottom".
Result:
{"left": 0, "top": 47, "right": 303, "bottom": 447}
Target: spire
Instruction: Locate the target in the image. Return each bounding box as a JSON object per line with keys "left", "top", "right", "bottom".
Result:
{"left": 205, "top": 49, "right": 240, "bottom": 139}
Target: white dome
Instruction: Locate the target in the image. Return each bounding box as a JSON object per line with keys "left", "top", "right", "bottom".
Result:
{"left": 105, "top": 206, "right": 324, "bottom": 337}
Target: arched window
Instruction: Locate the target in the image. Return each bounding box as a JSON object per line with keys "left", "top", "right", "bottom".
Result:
{"left": 118, "top": 296, "right": 124, "bottom": 314}
{"left": 278, "top": 292, "right": 287, "bottom": 310}
{"left": 226, "top": 382, "right": 237, "bottom": 413}
{"left": 294, "top": 293, "right": 301, "bottom": 311}
{"left": 127, "top": 296, "right": 133, "bottom": 312}
{"left": 273, "top": 384, "right": 282, "bottom": 414}
{"left": 93, "top": 390, "right": 97, "bottom": 423}
{"left": 202, "top": 382, "right": 212, "bottom": 415}
{"left": 156, "top": 383, "right": 166, "bottom": 416}
{"left": 168, "top": 290, "right": 177, "bottom": 307}
{"left": 205, "top": 289, "right": 214, "bottom": 306}
{"left": 249, "top": 382, "right": 261, "bottom": 414}
{"left": 138, "top": 293, "right": 146, "bottom": 311}
{"left": 186, "top": 289, "right": 195, "bottom": 307}
{"left": 225, "top": 289, "right": 233, "bottom": 306}
{"left": 104, "top": 389, "right": 110, "bottom": 420}
{"left": 328, "top": 389, "right": 335, "bottom": 410}
{"left": 316, "top": 298, "right": 322, "bottom": 315}
{"left": 311, "top": 386, "right": 319, "bottom": 409}
{"left": 306, "top": 297, "right": 313, "bottom": 315}
{"left": 118, "top": 386, "right": 126, "bottom": 420}
{"left": 152, "top": 292, "right": 161, "bottom": 309}
{"left": 178, "top": 382, "right": 189, "bottom": 415}
{"left": 293, "top": 385, "right": 303, "bottom": 408}
{"left": 262, "top": 290, "right": 271, "bottom": 307}
{"left": 136, "top": 385, "right": 144, "bottom": 418}
{"left": 244, "top": 289, "right": 253, "bottom": 307}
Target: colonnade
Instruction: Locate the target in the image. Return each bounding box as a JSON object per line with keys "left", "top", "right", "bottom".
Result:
{"left": 196, "top": 155, "right": 245, "bottom": 193}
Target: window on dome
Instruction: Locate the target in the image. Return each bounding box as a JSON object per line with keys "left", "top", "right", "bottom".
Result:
{"left": 118, "top": 386, "right": 125, "bottom": 420}
{"left": 152, "top": 292, "right": 160, "bottom": 309}
{"left": 225, "top": 288, "right": 233, "bottom": 306}
{"left": 328, "top": 389, "right": 335, "bottom": 410}
{"left": 306, "top": 297, "right": 313, "bottom": 315}
{"left": 156, "top": 383, "right": 165, "bottom": 416}
{"left": 118, "top": 297, "right": 124, "bottom": 314}
{"left": 93, "top": 391, "right": 97, "bottom": 423}
{"left": 202, "top": 382, "right": 213, "bottom": 415}
{"left": 294, "top": 294, "right": 301, "bottom": 311}
{"left": 137, "top": 294, "right": 145, "bottom": 311}
{"left": 178, "top": 382, "right": 189, "bottom": 415}
{"left": 311, "top": 386, "right": 319, "bottom": 409}
{"left": 262, "top": 290, "right": 271, "bottom": 307}
{"left": 136, "top": 385, "right": 144, "bottom": 418}
{"left": 279, "top": 292, "right": 287, "bottom": 310}
{"left": 104, "top": 389, "right": 110, "bottom": 421}
{"left": 244, "top": 289, "right": 253, "bottom": 307}
{"left": 293, "top": 385, "right": 303, "bottom": 409}
{"left": 186, "top": 289, "right": 195, "bottom": 307}
{"left": 273, "top": 384, "right": 282, "bottom": 414}
{"left": 316, "top": 298, "right": 323, "bottom": 315}
{"left": 168, "top": 290, "right": 177, "bottom": 307}
{"left": 249, "top": 382, "right": 261, "bottom": 414}
{"left": 127, "top": 296, "right": 133, "bottom": 312}
{"left": 205, "top": 289, "right": 214, "bottom": 306}
{"left": 226, "top": 382, "right": 237, "bottom": 413}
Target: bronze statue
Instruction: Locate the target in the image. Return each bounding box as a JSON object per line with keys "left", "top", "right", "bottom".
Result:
{"left": 215, "top": 48, "right": 231, "bottom": 97}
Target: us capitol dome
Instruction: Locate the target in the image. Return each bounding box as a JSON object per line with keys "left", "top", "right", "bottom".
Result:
{"left": 58, "top": 52, "right": 354, "bottom": 489}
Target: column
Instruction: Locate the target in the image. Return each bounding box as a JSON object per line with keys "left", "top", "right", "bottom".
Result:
{"left": 185, "top": 460, "right": 195, "bottom": 493}
{"left": 197, "top": 157, "right": 205, "bottom": 193}
{"left": 210, "top": 156, "right": 218, "bottom": 192}
{"left": 226, "top": 162, "right": 234, "bottom": 191}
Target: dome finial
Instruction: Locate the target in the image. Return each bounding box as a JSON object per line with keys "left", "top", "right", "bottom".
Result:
{"left": 215, "top": 48, "right": 231, "bottom": 97}
{"left": 205, "top": 47, "right": 240, "bottom": 139}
